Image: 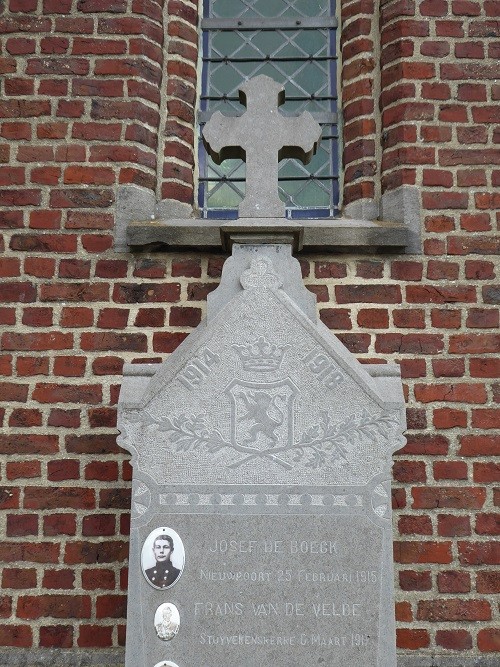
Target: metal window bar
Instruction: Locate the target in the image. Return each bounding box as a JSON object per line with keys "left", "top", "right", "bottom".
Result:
{"left": 199, "top": 0, "right": 338, "bottom": 219}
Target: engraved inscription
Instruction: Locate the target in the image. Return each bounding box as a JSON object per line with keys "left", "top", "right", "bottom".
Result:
{"left": 177, "top": 347, "right": 220, "bottom": 390}
{"left": 303, "top": 349, "right": 345, "bottom": 388}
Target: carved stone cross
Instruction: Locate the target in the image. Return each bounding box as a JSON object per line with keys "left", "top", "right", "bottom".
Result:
{"left": 203, "top": 75, "right": 322, "bottom": 218}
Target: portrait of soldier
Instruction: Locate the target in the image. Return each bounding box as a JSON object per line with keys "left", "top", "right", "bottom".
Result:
{"left": 154, "top": 603, "right": 180, "bottom": 642}
{"left": 144, "top": 533, "right": 181, "bottom": 589}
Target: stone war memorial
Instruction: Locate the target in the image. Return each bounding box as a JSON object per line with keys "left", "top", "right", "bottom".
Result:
{"left": 117, "top": 77, "right": 406, "bottom": 667}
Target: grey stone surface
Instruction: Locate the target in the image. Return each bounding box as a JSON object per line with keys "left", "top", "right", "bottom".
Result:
{"left": 203, "top": 75, "right": 321, "bottom": 218}
{"left": 0, "top": 649, "right": 125, "bottom": 667}
{"left": 343, "top": 197, "right": 380, "bottom": 222}
{"left": 381, "top": 185, "right": 422, "bottom": 254}
{"left": 118, "top": 244, "right": 406, "bottom": 666}
{"left": 207, "top": 244, "right": 316, "bottom": 323}
{"left": 114, "top": 184, "right": 156, "bottom": 252}
{"left": 155, "top": 198, "right": 194, "bottom": 220}
{"left": 126, "top": 216, "right": 408, "bottom": 251}
{"left": 2, "top": 650, "right": 497, "bottom": 667}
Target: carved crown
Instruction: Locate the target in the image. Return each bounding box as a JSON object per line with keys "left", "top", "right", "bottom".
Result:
{"left": 233, "top": 336, "right": 288, "bottom": 372}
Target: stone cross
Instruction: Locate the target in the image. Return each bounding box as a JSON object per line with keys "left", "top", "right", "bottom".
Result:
{"left": 203, "top": 75, "right": 322, "bottom": 218}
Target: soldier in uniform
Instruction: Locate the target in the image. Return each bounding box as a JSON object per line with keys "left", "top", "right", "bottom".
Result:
{"left": 144, "top": 533, "right": 181, "bottom": 589}
{"left": 154, "top": 604, "right": 179, "bottom": 641}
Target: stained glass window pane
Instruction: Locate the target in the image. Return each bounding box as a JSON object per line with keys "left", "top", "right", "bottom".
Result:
{"left": 200, "top": 0, "right": 338, "bottom": 218}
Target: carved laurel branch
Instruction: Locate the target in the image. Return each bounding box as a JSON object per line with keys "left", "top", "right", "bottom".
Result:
{"left": 126, "top": 408, "right": 399, "bottom": 470}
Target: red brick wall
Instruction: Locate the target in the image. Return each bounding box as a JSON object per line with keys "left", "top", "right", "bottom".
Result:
{"left": 0, "top": 0, "right": 499, "bottom": 658}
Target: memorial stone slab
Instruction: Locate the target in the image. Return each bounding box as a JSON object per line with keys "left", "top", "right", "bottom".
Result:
{"left": 117, "top": 244, "right": 406, "bottom": 667}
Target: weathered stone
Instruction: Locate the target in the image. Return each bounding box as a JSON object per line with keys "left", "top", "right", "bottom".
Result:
{"left": 118, "top": 244, "right": 406, "bottom": 667}
{"left": 203, "top": 75, "right": 321, "bottom": 218}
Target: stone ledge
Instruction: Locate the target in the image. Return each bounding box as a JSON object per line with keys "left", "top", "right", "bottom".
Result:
{"left": 126, "top": 216, "right": 408, "bottom": 253}
{"left": 1, "top": 649, "right": 497, "bottom": 667}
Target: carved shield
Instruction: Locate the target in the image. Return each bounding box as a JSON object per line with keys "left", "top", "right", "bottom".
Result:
{"left": 226, "top": 378, "right": 298, "bottom": 468}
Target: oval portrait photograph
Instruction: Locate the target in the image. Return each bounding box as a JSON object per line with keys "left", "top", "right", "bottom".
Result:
{"left": 154, "top": 662, "right": 179, "bottom": 667}
{"left": 141, "top": 527, "right": 185, "bottom": 590}
{"left": 154, "top": 603, "right": 180, "bottom": 642}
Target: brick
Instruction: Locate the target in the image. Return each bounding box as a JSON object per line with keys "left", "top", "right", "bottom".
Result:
{"left": 18, "top": 595, "right": 91, "bottom": 620}
{"left": 398, "top": 516, "right": 433, "bottom": 536}
{"left": 436, "top": 630, "right": 472, "bottom": 651}
{"left": 134, "top": 308, "right": 165, "bottom": 327}
{"left": 32, "top": 383, "right": 101, "bottom": 404}
{"left": 95, "top": 260, "right": 128, "bottom": 278}
{"left": 0, "top": 624, "right": 32, "bottom": 647}
{"left": 97, "top": 308, "right": 129, "bottom": 329}
{"left": 153, "top": 331, "right": 189, "bottom": 352}
{"left": 77, "top": 624, "right": 113, "bottom": 648}
{"left": 41, "top": 283, "right": 109, "bottom": 303}
{"left": 399, "top": 570, "right": 432, "bottom": 592}
{"left": 66, "top": 434, "right": 120, "bottom": 455}
{"left": 466, "top": 260, "right": 495, "bottom": 280}
{"left": 394, "top": 541, "right": 452, "bottom": 564}
{"left": 82, "top": 515, "right": 116, "bottom": 537}
{"left": 60, "top": 307, "right": 94, "bottom": 328}
{"left": 81, "top": 332, "right": 147, "bottom": 352}
{"left": 42, "top": 569, "right": 75, "bottom": 590}
{"left": 24, "top": 487, "right": 95, "bottom": 510}
{"left": 433, "top": 408, "right": 467, "bottom": 429}
{"left": 458, "top": 541, "right": 500, "bottom": 565}
{"left": 0, "top": 282, "right": 36, "bottom": 303}
{"left": 9, "top": 408, "right": 43, "bottom": 427}
{"left": 22, "top": 308, "right": 53, "bottom": 328}
{"left": 438, "top": 571, "right": 471, "bottom": 593}
{"left": 64, "top": 541, "right": 129, "bottom": 565}
{"left": 6, "top": 461, "right": 41, "bottom": 480}
{"left": 417, "top": 599, "right": 490, "bottom": 622}
{"left": 401, "top": 434, "right": 449, "bottom": 456}
{"left": 47, "top": 460, "right": 80, "bottom": 482}
{"left": 426, "top": 260, "right": 459, "bottom": 281}
{"left": 470, "top": 358, "right": 500, "bottom": 377}
{"left": 7, "top": 514, "right": 37, "bottom": 536}
{"left": 2, "top": 568, "right": 37, "bottom": 590}
{"left": 413, "top": 487, "right": 485, "bottom": 510}
{"left": 396, "top": 629, "right": 429, "bottom": 650}
{"left": 96, "top": 594, "right": 127, "bottom": 618}
{"left": 84, "top": 461, "right": 119, "bottom": 481}
{"left": 430, "top": 309, "right": 460, "bottom": 329}
{"left": 472, "top": 409, "right": 500, "bottom": 429}
{"left": 43, "top": 514, "right": 77, "bottom": 537}
{"left": 450, "top": 334, "right": 500, "bottom": 354}
{"left": 392, "top": 309, "right": 425, "bottom": 329}
{"left": 113, "top": 282, "right": 180, "bottom": 303}
{"left": 438, "top": 514, "right": 471, "bottom": 537}
{"left": 16, "top": 357, "right": 50, "bottom": 376}
{"left": 476, "top": 571, "right": 500, "bottom": 594}
{"left": 483, "top": 286, "right": 500, "bottom": 304}
{"left": 48, "top": 409, "right": 81, "bottom": 428}
{"left": 11, "top": 234, "right": 76, "bottom": 253}
{"left": 433, "top": 460, "right": 468, "bottom": 480}
{"left": 477, "top": 628, "right": 500, "bottom": 653}
{"left": 39, "top": 625, "right": 73, "bottom": 648}
{"left": 81, "top": 569, "right": 115, "bottom": 590}
{"left": 474, "top": 463, "right": 500, "bottom": 483}
{"left": 375, "top": 334, "right": 444, "bottom": 354}
{"left": 416, "top": 383, "right": 487, "bottom": 404}
{"left": 475, "top": 513, "right": 500, "bottom": 536}
{"left": 0, "top": 434, "right": 58, "bottom": 456}
{"left": 460, "top": 435, "right": 500, "bottom": 456}
{"left": 169, "top": 306, "right": 201, "bottom": 327}
{"left": 393, "top": 461, "right": 426, "bottom": 483}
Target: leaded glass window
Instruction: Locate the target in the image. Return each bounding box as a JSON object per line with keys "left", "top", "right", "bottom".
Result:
{"left": 199, "top": 0, "right": 339, "bottom": 219}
